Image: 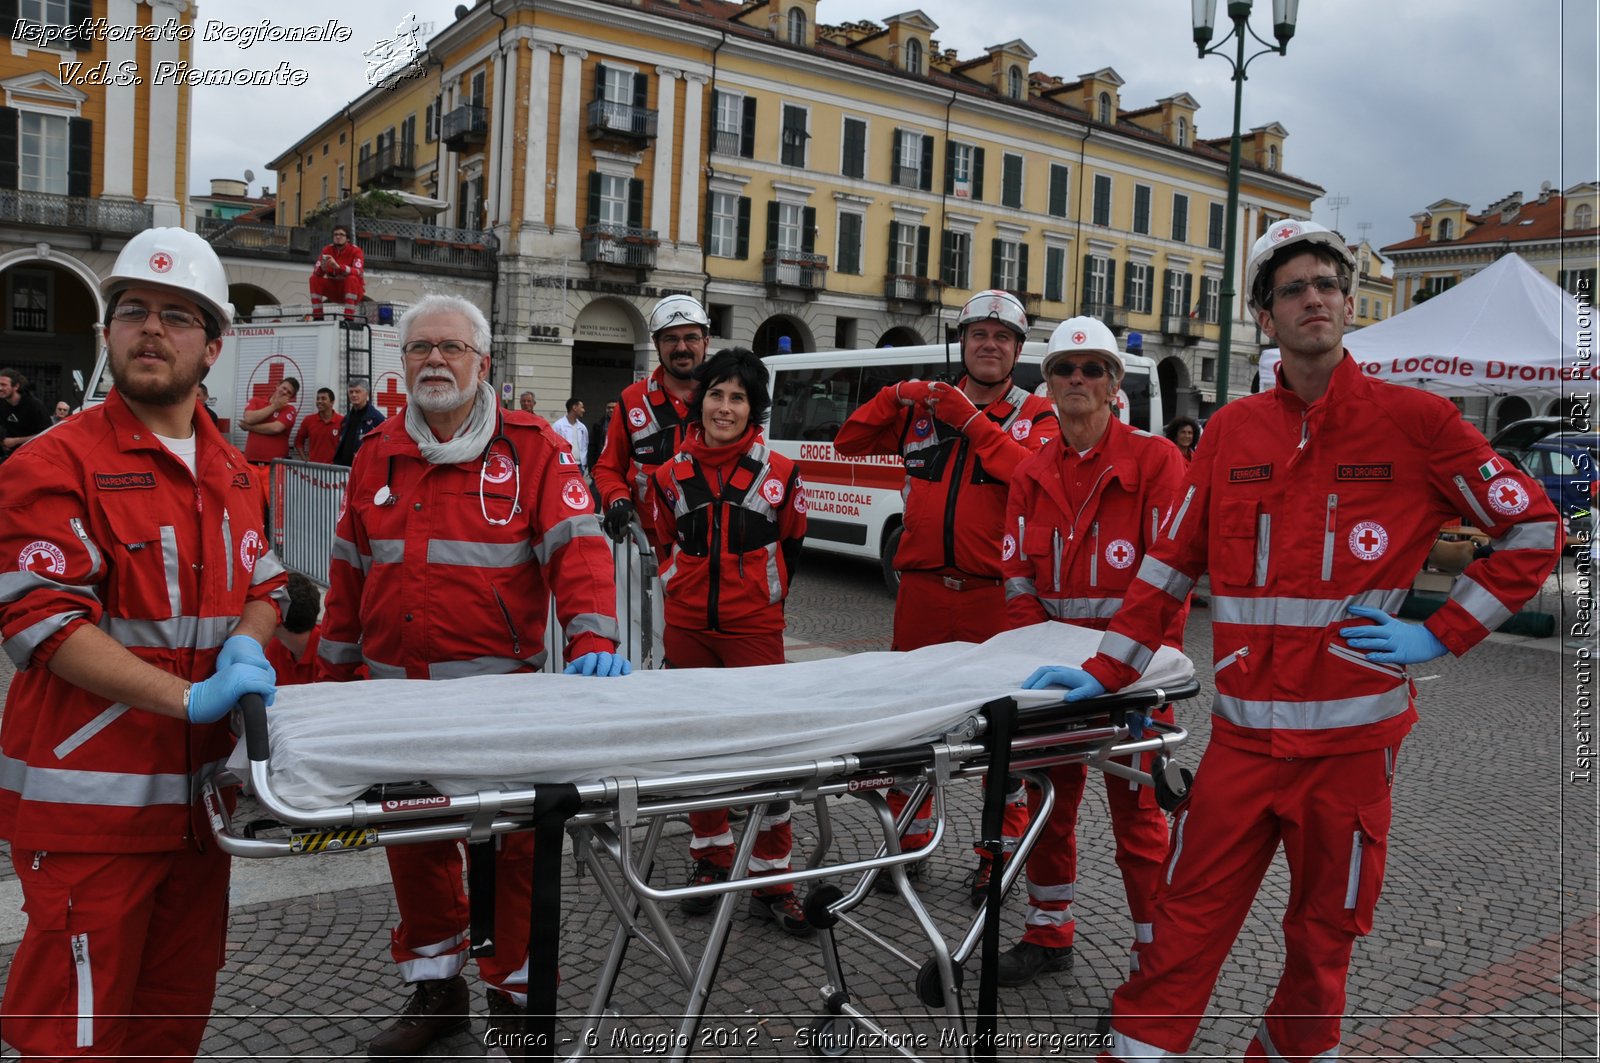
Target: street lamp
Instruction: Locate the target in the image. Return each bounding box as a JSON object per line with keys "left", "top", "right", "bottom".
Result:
{"left": 1192, "top": 0, "right": 1298, "bottom": 409}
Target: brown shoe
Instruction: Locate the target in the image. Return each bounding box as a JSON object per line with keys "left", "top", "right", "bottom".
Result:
{"left": 483, "top": 989, "right": 525, "bottom": 1060}
{"left": 367, "top": 975, "right": 470, "bottom": 1059}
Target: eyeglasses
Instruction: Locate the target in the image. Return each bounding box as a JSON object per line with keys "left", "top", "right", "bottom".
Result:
{"left": 1049, "top": 360, "right": 1110, "bottom": 380}
{"left": 110, "top": 304, "right": 207, "bottom": 330}
{"left": 657, "top": 330, "right": 706, "bottom": 349}
{"left": 402, "top": 339, "right": 479, "bottom": 359}
{"left": 1268, "top": 275, "right": 1348, "bottom": 305}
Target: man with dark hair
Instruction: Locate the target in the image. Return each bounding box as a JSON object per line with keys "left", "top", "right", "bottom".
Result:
{"left": 551, "top": 396, "right": 589, "bottom": 471}
{"left": 310, "top": 224, "right": 365, "bottom": 321}
{"left": 333, "top": 379, "right": 386, "bottom": 466}
{"left": 240, "top": 376, "right": 299, "bottom": 467}
{"left": 587, "top": 399, "right": 615, "bottom": 470}
{"left": 264, "top": 571, "right": 324, "bottom": 686}
{"left": 197, "top": 382, "right": 221, "bottom": 426}
{"left": 0, "top": 368, "right": 49, "bottom": 461}
{"left": 294, "top": 386, "right": 343, "bottom": 464}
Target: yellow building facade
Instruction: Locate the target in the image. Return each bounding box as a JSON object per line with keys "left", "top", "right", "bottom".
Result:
{"left": 270, "top": 0, "right": 1323, "bottom": 416}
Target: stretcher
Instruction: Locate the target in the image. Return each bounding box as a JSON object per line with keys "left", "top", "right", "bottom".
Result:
{"left": 206, "top": 623, "right": 1196, "bottom": 1061}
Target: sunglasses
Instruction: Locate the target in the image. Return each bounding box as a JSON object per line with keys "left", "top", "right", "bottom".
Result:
{"left": 1049, "top": 360, "right": 1110, "bottom": 380}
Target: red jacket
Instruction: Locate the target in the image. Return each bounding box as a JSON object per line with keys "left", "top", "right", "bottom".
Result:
{"left": 1083, "top": 354, "right": 1561, "bottom": 758}
{"left": 0, "top": 390, "right": 287, "bottom": 852}
{"left": 834, "top": 378, "right": 1057, "bottom": 578}
{"left": 295, "top": 411, "right": 343, "bottom": 464}
{"left": 592, "top": 367, "right": 693, "bottom": 514}
{"left": 243, "top": 396, "right": 296, "bottom": 463}
{"left": 313, "top": 241, "right": 364, "bottom": 282}
{"left": 265, "top": 628, "right": 322, "bottom": 687}
{"left": 318, "top": 410, "right": 619, "bottom": 680}
{"left": 1004, "top": 416, "right": 1189, "bottom": 645}
{"left": 650, "top": 427, "right": 806, "bottom": 635}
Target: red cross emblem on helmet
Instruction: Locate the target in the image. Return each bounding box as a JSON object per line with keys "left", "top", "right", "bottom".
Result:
{"left": 1274, "top": 224, "right": 1298, "bottom": 241}
{"left": 1071, "top": 330, "right": 1087, "bottom": 345}
{"left": 149, "top": 252, "right": 173, "bottom": 273}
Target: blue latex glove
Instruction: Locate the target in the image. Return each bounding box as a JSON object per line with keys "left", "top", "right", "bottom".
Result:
{"left": 1022, "top": 665, "right": 1106, "bottom": 703}
{"left": 1338, "top": 605, "right": 1449, "bottom": 665}
{"left": 563, "top": 651, "right": 632, "bottom": 677}
{"left": 217, "top": 634, "right": 275, "bottom": 681}
{"left": 187, "top": 663, "right": 277, "bottom": 724}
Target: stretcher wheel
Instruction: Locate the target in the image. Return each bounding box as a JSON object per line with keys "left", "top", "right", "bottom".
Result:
{"left": 1152, "top": 759, "right": 1193, "bottom": 812}
{"left": 915, "top": 956, "right": 962, "bottom": 1007}
{"left": 804, "top": 884, "right": 844, "bottom": 930}
{"left": 806, "top": 1014, "right": 856, "bottom": 1058}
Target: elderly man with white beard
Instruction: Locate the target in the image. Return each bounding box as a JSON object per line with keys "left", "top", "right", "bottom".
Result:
{"left": 317, "top": 293, "right": 628, "bottom": 1058}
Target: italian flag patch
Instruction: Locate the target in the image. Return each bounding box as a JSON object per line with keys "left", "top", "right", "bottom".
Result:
{"left": 1478, "top": 456, "right": 1507, "bottom": 480}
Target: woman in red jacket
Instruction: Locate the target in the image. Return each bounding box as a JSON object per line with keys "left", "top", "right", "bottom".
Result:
{"left": 649, "top": 347, "right": 811, "bottom": 935}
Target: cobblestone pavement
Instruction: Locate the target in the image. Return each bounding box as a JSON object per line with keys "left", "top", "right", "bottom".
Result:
{"left": 1, "top": 552, "right": 1596, "bottom": 1060}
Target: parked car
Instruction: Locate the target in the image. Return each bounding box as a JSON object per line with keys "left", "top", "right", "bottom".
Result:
{"left": 1488, "top": 417, "right": 1597, "bottom": 545}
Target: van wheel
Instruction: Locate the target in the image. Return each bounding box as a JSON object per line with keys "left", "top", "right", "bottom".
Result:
{"left": 881, "top": 524, "right": 902, "bottom": 595}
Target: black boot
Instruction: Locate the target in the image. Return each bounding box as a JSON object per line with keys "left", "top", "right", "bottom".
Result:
{"left": 367, "top": 975, "right": 470, "bottom": 1059}
{"left": 995, "top": 940, "right": 1074, "bottom": 987}
{"left": 483, "top": 988, "right": 526, "bottom": 1060}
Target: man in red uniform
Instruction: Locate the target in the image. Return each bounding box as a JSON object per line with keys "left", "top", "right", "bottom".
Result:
{"left": 240, "top": 374, "right": 299, "bottom": 465}
{"left": 310, "top": 223, "right": 365, "bottom": 320}
{"left": 834, "top": 289, "right": 1057, "bottom": 894}
{"left": 593, "top": 294, "right": 710, "bottom": 548}
{"left": 0, "top": 227, "right": 284, "bottom": 1060}
{"left": 998, "top": 318, "right": 1188, "bottom": 986}
{"left": 1028, "top": 221, "right": 1562, "bottom": 1062}
{"left": 294, "top": 386, "right": 343, "bottom": 464}
{"left": 317, "top": 293, "right": 628, "bottom": 1060}
{"left": 264, "top": 571, "right": 324, "bottom": 686}
{"left": 648, "top": 349, "right": 812, "bottom": 933}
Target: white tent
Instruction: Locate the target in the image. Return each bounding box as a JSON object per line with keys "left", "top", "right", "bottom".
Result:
{"left": 1258, "top": 253, "right": 1593, "bottom": 396}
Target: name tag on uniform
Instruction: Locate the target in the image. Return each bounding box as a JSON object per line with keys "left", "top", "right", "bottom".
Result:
{"left": 1228, "top": 464, "right": 1272, "bottom": 482}
{"left": 1336, "top": 463, "right": 1393, "bottom": 481}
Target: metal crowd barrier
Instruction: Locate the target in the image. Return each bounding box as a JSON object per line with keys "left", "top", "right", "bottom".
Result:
{"left": 270, "top": 459, "right": 350, "bottom": 586}
{"left": 544, "top": 518, "right": 662, "bottom": 672}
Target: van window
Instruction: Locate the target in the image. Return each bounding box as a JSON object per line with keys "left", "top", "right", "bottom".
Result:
{"left": 770, "top": 367, "right": 861, "bottom": 442}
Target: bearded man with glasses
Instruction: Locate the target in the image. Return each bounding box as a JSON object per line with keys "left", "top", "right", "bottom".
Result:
{"left": 1026, "top": 220, "right": 1561, "bottom": 1063}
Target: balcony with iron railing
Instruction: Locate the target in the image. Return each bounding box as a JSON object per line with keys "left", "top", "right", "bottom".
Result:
{"left": 357, "top": 142, "right": 417, "bottom": 189}
{"left": 196, "top": 215, "right": 497, "bottom": 277}
{"left": 580, "top": 223, "right": 659, "bottom": 271}
{"left": 762, "top": 250, "right": 828, "bottom": 294}
{"left": 1163, "top": 314, "right": 1202, "bottom": 343}
{"left": 0, "top": 188, "right": 152, "bottom": 234}
{"left": 585, "top": 99, "right": 658, "bottom": 142}
{"left": 884, "top": 275, "right": 942, "bottom": 308}
{"left": 710, "top": 128, "right": 744, "bottom": 156}
{"left": 441, "top": 104, "right": 488, "bottom": 150}
{"left": 1082, "top": 299, "right": 1129, "bottom": 333}
{"left": 1016, "top": 291, "right": 1043, "bottom": 317}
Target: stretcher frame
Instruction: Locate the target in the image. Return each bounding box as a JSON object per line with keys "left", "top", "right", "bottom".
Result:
{"left": 205, "top": 681, "right": 1196, "bottom": 1061}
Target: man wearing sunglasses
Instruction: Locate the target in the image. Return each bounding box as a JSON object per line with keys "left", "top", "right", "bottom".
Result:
{"left": 1027, "top": 220, "right": 1560, "bottom": 1063}
{"left": 835, "top": 289, "right": 1058, "bottom": 897}
{"left": 0, "top": 228, "right": 286, "bottom": 1059}
{"left": 996, "top": 318, "right": 1189, "bottom": 988}
{"left": 317, "top": 293, "right": 627, "bottom": 1058}
{"left": 593, "top": 294, "right": 711, "bottom": 548}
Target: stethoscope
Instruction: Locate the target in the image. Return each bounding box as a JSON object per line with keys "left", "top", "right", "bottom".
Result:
{"left": 373, "top": 420, "right": 523, "bottom": 526}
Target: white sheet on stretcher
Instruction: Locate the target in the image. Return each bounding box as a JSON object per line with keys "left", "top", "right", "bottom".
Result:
{"left": 233, "top": 622, "right": 1194, "bottom": 806}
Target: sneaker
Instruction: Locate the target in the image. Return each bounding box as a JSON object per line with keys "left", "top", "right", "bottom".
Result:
{"left": 679, "top": 857, "right": 730, "bottom": 915}
{"left": 996, "top": 940, "right": 1074, "bottom": 987}
{"left": 966, "top": 854, "right": 1011, "bottom": 909}
{"left": 367, "top": 975, "right": 470, "bottom": 1059}
{"left": 872, "top": 859, "right": 926, "bottom": 894}
{"left": 748, "top": 890, "right": 815, "bottom": 936}
{"left": 482, "top": 989, "right": 524, "bottom": 1060}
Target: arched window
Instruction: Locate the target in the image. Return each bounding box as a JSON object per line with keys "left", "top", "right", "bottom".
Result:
{"left": 1437, "top": 217, "right": 1455, "bottom": 240}
{"left": 786, "top": 6, "right": 806, "bottom": 45}
{"left": 1267, "top": 144, "right": 1279, "bottom": 171}
{"left": 1097, "top": 92, "right": 1112, "bottom": 124}
{"left": 1008, "top": 65, "right": 1024, "bottom": 100}
{"left": 1177, "top": 116, "right": 1188, "bottom": 146}
{"left": 1576, "top": 203, "right": 1594, "bottom": 230}
{"left": 905, "top": 37, "right": 923, "bottom": 75}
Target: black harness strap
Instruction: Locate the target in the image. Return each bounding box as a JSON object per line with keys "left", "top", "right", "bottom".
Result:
{"left": 467, "top": 841, "right": 497, "bottom": 958}
{"left": 975, "top": 696, "right": 1019, "bottom": 1061}
{"left": 521, "top": 783, "right": 581, "bottom": 1062}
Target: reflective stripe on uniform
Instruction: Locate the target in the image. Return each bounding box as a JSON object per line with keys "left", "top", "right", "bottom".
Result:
{"left": 317, "top": 636, "right": 363, "bottom": 665}
{"left": 1135, "top": 555, "right": 1195, "bottom": 600}
{"left": 1099, "top": 630, "right": 1156, "bottom": 673}
{"left": 532, "top": 514, "right": 606, "bottom": 567}
{"left": 0, "top": 750, "right": 190, "bottom": 807}
{"left": 0, "top": 570, "right": 100, "bottom": 606}
{"left": 99, "top": 615, "right": 235, "bottom": 650}
{"left": 1450, "top": 574, "right": 1513, "bottom": 631}
{"left": 5, "top": 609, "right": 87, "bottom": 668}
{"left": 427, "top": 539, "right": 534, "bottom": 569}
{"left": 1040, "top": 597, "right": 1122, "bottom": 621}
{"left": 369, "top": 539, "right": 405, "bottom": 565}
{"left": 1211, "top": 588, "right": 1408, "bottom": 628}
{"left": 564, "top": 612, "right": 620, "bottom": 645}
{"left": 1004, "top": 576, "right": 1036, "bottom": 601}
{"left": 1213, "top": 685, "right": 1412, "bottom": 731}
{"left": 1494, "top": 520, "right": 1559, "bottom": 552}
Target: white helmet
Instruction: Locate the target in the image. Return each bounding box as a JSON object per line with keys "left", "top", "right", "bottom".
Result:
{"left": 648, "top": 294, "right": 710, "bottom": 337}
{"left": 1043, "top": 317, "right": 1124, "bottom": 379}
{"left": 956, "top": 289, "right": 1029, "bottom": 339}
{"left": 1244, "top": 218, "right": 1357, "bottom": 311}
{"left": 101, "top": 227, "right": 233, "bottom": 331}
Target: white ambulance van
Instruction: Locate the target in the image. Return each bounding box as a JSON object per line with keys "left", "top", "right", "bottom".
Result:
{"left": 84, "top": 314, "right": 406, "bottom": 451}
{"left": 764, "top": 341, "right": 1162, "bottom": 587}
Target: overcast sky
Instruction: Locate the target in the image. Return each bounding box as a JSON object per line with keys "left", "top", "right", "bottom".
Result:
{"left": 189, "top": 0, "right": 1597, "bottom": 251}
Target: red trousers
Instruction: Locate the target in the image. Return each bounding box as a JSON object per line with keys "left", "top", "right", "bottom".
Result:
{"left": 1100, "top": 741, "right": 1398, "bottom": 1062}
{"left": 665, "top": 623, "right": 794, "bottom": 893}
{"left": 309, "top": 273, "right": 364, "bottom": 319}
{"left": 1019, "top": 705, "right": 1174, "bottom": 965}
{"left": 3, "top": 844, "right": 230, "bottom": 1060}
{"left": 386, "top": 833, "right": 535, "bottom": 999}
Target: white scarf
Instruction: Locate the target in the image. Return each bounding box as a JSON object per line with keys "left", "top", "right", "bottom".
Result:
{"left": 405, "top": 380, "right": 499, "bottom": 465}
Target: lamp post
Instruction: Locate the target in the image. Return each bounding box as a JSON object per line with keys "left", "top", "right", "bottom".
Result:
{"left": 1192, "top": 0, "right": 1298, "bottom": 409}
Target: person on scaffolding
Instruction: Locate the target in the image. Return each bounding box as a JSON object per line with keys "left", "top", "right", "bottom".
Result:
{"left": 309, "top": 224, "right": 365, "bottom": 321}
